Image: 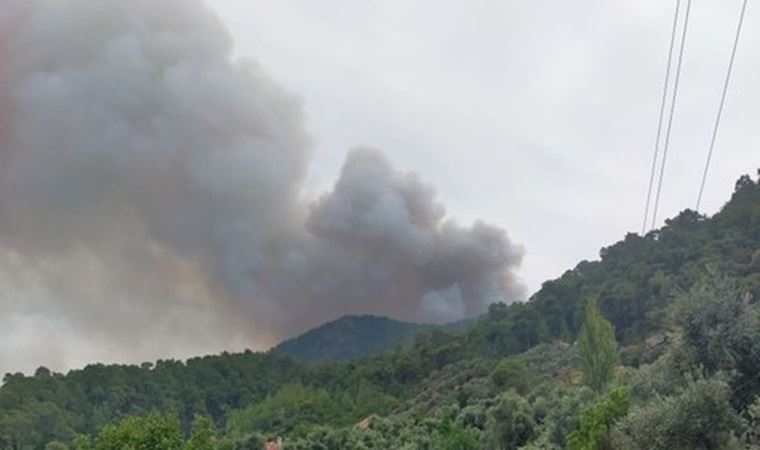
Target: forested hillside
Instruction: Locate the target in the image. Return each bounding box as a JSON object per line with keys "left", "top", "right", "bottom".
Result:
{"left": 528, "top": 171, "right": 760, "bottom": 345}
{"left": 1, "top": 172, "right": 759, "bottom": 449}
{"left": 273, "top": 315, "right": 435, "bottom": 362}
{"left": 273, "top": 315, "right": 477, "bottom": 362}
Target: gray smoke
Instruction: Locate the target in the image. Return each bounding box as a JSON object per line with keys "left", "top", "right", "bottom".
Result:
{"left": 0, "top": 0, "right": 524, "bottom": 373}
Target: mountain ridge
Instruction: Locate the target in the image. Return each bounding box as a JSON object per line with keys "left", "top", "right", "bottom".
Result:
{"left": 273, "top": 314, "right": 476, "bottom": 362}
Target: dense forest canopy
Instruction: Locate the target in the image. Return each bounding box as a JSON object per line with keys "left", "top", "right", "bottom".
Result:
{"left": 1, "top": 172, "right": 759, "bottom": 449}
{"left": 273, "top": 315, "right": 437, "bottom": 362}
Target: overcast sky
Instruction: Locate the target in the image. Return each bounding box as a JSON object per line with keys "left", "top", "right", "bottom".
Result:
{"left": 208, "top": 0, "right": 759, "bottom": 292}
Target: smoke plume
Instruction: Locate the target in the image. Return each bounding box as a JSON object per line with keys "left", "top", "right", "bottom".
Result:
{"left": 0, "top": 0, "right": 524, "bottom": 373}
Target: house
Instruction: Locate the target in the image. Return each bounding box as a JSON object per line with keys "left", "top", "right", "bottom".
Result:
{"left": 356, "top": 417, "right": 371, "bottom": 430}
{"left": 265, "top": 436, "right": 282, "bottom": 450}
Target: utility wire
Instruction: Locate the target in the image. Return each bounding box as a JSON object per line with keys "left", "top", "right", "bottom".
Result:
{"left": 696, "top": 0, "right": 749, "bottom": 212}
{"left": 651, "top": 0, "right": 693, "bottom": 231}
{"left": 643, "top": 0, "right": 682, "bottom": 235}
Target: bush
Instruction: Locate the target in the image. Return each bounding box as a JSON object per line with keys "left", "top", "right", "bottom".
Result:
{"left": 612, "top": 378, "right": 744, "bottom": 450}
{"left": 73, "top": 412, "right": 183, "bottom": 450}
{"left": 491, "top": 358, "right": 531, "bottom": 394}
{"left": 484, "top": 391, "right": 535, "bottom": 449}
{"left": 435, "top": 418, "right": 480, "bottom": 450}
{"left": 566, "top": 387, "right": 630, "bottom": 450}
{"left": 528, "top": 384, "right": 596, "bottom": 449}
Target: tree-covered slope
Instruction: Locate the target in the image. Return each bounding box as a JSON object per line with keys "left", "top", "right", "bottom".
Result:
{"left": 52, "top": 272, "right": 760, "bottom": 450}
{"left": 273, "top": 315, "right": 433, "bottom": 362}
{"left": 518, "top": 171, "right": 760, "bottom": 345}
{"left": 273, "top": 314, "right": 477, "bottom": 362}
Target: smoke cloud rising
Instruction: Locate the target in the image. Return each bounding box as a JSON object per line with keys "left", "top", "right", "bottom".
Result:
{"left": 0, "top": 0, "right": 524, "bottom": 373}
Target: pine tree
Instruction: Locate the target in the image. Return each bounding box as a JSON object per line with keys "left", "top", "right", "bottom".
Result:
{"left": 578, "top": 299, "right": 618, "bottom": 392}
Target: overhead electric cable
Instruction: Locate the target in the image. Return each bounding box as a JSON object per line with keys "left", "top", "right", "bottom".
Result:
{"left": 643, "top": 0, "right": 682, "bottom": 235}
{"left": 695, "top": 0, "right": 749, "bottom": 212}
{"left": 651, "top": 0, "right": 693, "bottom": 231}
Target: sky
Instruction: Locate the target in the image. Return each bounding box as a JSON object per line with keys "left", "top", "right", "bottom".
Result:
{"left": 1, "top": 0, "right": 758, "bottom": 376}
{"left": 208, "top": 0, "right": 759, "bottom": 292}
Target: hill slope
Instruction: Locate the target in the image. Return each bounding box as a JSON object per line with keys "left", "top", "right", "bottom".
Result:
{"left": 520, "top": 171, "right": 760, "bottom": 345}
{"left": 273, "top": 315, "right": 433, "bottom": 361}
{"left": 273, "top": 314, "right": 477, "bottom": 362}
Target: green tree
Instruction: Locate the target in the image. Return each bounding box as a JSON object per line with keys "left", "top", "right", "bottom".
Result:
{"left": 612, "top": 379, "right": 743, "bottom": 450}
{"left": 435, "top": 418, "right": 480, "bottom": 450}
{"left": 226, "top": 383, "right": 335, "bottom": 436}
{"left": 74, "top": 412, "right": 183, "bottom": 450}
{"left": 670, "top": 274, "right": 760, "bottom": 404}
{"left": 485, "top": 391, "right": 536, "bottom": 449}
{"left": 578, "top": 299, "right": 618, "bottom": 391}
{"left": 745, "top": 396, "right": 760, "bottom": 447}
{"left": 491, "top": 358, "right": 531, "bottom": 394}
{"left": 566, "top": 387, "right": 630, "bottom": 450}
{"left": 185, "top": 416, "right": 215, "bottom": 450}
{"left": 528, "top": 384, "right": 596, "bottom": 449}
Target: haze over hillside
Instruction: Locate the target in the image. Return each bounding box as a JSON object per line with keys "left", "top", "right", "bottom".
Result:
{"left": 1, "top": 173, "right": 758, "bottom": 448}
{"left": 3, "top": 0, "right": 759, "bottom": 378}
{"left": 0, "top": 0, "right": 524, "bottom": 376}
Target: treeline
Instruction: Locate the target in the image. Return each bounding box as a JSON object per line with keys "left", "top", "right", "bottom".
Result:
{"left": 1, "top": 172, "right": 759, "bottom": 449}
{"left": 45, "top": 274, "right": 760, "bottom": 449}
{"left": 527, "top": 171, "right": 760, "bottom": 345}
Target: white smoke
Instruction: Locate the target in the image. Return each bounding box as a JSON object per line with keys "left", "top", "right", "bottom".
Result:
{"left": 0, "top": 0, "right": 524, "bottom": 374}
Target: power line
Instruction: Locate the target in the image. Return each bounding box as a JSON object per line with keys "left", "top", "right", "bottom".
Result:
{"left": 651, "top": 0, "right": 693, "bottom": 231}
{"left": 696, "top": 0, "right": 749, "bottom": 212}
{"left": 643, "top": 0, "right": 682, "bottom": 235}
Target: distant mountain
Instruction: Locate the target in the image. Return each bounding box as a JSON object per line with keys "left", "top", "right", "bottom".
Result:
{"left": 273, "top": 315, "right": 460, "bottom": 362}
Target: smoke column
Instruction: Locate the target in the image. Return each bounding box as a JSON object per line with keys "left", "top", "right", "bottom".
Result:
{"left": 0, "top": 0, "right": 524, "bottom": 374}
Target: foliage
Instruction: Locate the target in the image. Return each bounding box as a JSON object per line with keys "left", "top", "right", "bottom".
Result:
{"left": 515, "top": 342, "right": 579, "bottom": 383}
{"left": 184, "top": 416, "right": 214, "bottom": 450}
{"left": 71, "top": 413, "right": 226, "bottom": 450}
{"left": 527, "top": 384, "right": 596, "bottom": 449}
{"left": 73, "top": 412, "right": 183, "bottom": 450}
{"left": 484, "top": 391, "right": 536, "bottom": 449}
{"left": 530, "top": 171, "right": 760, "bottom": 345}
{"left": 491, "top": 358, "right": 531, "bottom": 394}
{"left": 0, "top": 351, "right": 305, "bottom": 449}
{"left": 274, "top": 315, "right": 440, "bottom": 362}
{"left": 434, "top": 418, "right": 480, "bottom": 450}
{"left": 670, "top": 274, "right": 760, "bottom": 405}
{"left": 745, "top": 396, "right": 760, "bottom": 447}
{"left": 226, "top": 383, "right": 334, "bottom": 436}
{"left": 612, "top": 378, "right": 743, "bottom": 450}
{"left": 566, "top": 387, "right": 630, "bottom": 450}
{"left": 577, "top": 300, "right": 618, "bottom": 391}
